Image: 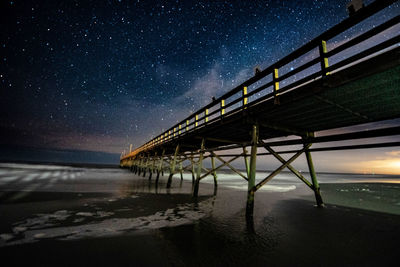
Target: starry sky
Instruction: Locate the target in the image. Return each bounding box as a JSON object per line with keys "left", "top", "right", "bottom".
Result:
{"left": 1, "top": 0, "right": 399, "bottom": 172}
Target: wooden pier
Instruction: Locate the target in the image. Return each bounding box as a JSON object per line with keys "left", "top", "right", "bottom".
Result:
{"left": 120, "top": 0, "right": 400, "bottom": 216}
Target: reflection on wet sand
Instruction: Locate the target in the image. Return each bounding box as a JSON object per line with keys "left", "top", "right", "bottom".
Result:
{"left": 0, "top": 163, "right": 399, "bottom": 266}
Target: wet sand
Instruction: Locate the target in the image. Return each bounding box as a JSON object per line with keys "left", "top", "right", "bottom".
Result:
{"left": 0, "top": 164, "right": 399, "bottom": 266}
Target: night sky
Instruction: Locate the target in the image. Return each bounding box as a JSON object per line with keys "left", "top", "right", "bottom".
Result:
{"left": 1, "top": 0, "right": 399, "bottom": 172}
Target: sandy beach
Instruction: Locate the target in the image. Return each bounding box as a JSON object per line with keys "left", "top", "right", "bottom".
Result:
{"left": 0, "top": 163, "right": 399, "bottom": 266}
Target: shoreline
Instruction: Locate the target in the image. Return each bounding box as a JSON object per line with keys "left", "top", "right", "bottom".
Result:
{"left": 2, "top": 161, "right": 399, "bottom": 177}
{"left": 0, "top": 165, "right": 399, "bottom": 266}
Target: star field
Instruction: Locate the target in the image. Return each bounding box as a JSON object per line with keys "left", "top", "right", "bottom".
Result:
{"left": 0, "top": 0, "right": 399, "bottom": 166}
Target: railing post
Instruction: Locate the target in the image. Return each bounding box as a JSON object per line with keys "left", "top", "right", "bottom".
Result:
{"left": 167, "top": 144, "right": 180, "bottom": 188}
{"left": 242, "top": 86, "right": 248, "bottom": 107}
{"left": 193, "top": 138, "right": 205, "bottom": 197}
{"left": 273, "top": 68, "right": 280, "bottom": 105}
{"left": 220, "top": 99, "right": 225, "bottom": 115}
{"left": 319, "top": 40, "right": 330, "bottom": 76}
{"left": 246, "top": 124, "right": 258, "bottom": 218}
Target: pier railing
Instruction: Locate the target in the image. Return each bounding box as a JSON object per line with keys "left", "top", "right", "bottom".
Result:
{"left": 123, "top": 0, "right": 399, "bottom": 159}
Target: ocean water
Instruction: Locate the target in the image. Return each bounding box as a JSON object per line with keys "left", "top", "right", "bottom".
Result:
{"left": 0, "top": 162, "right": 399, "bottom": 265}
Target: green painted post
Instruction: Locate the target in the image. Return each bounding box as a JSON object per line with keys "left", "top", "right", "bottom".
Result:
{"left": 167, "top": 144, "right": 180, "bottom": 188}
{"left": 246, "top": 125, "right": 258, "bottom": 218}
{"left": 305, "top": 145, "right": 324, "bottom": 207}
{"left": 319, "top": 40, "right": 330, "bottom": 76}
{"left": 193, "top": 139, "right": 205, "bottom": 197}
{"left": 243, "top": 146, "right": 250, "bottom": 178}
{"left": 273, "top": 68, "right": 280, "bottom": 105}
{"left": 143, "top": 155, "right": 147, "bottom": 177}
{"left": 211, "top": 154, "right": 218, "bottom": 187}
{"left": 156, "top": 149, "right": 165, "bottom": 184}
{"left": 180, "top": 161, "right": 183, "bottom": 180}
{"left": 138, "top": 157, "right": 142, "bottom": 175}
{"left": 149, "top": 152, "right": 157, "bottom": 180}
{"left": 191, "top": 152, "right": 195, "bottom": 184}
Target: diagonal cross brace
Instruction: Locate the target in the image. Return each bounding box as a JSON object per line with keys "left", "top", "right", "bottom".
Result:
{"left": 212, "top": 153, "right": 248, "bottom": 181}
{"left": 199, "top": 154, "right": 243, "bottom": 180}
{"left": 262, "top": 144, "right": 314, "bottom": 190}
{"left": 253, "top": 144, "right": 311, "bottom": 192}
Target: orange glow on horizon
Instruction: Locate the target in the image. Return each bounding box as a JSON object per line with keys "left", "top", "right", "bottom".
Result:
{"left": 354, "top": 155, "right": 400, "bottom": 175}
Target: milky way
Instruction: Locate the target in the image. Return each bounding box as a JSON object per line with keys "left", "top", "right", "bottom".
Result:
{"left": 0, "top": 0, "right": 399, "bottom": 167}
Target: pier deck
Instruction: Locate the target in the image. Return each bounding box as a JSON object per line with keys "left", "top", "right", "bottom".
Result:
{"left": 120, "top": 0, "right": 400, "bottom": 216}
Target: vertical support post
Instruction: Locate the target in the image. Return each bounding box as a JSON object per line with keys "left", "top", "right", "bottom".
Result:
{"left": 156, "top": 149, "right": 165, "bottom": 184}
{"left": 220, "top": 100, "right": 225, "bottom": 115}
{"left": 242, "top": 86, "right": 248, "bottom": 107}
{"left": 246, "top": 125, "right": 258, "bottom": 218}
{"left": 167, "top": 144, "right": 180, "bottom": 188}
{"left": 149, "top": 152, "right": 157, "bottom": 180}
{"left": 273, "top": 68, "right": 280, "bottom": 105}
{"left": 129, "top": 144, "right": 132, "bottom": 153}
{"left": 138, "top": 156, "right": 142, "bottom": 175}
{"left": 190, "top": 152, "right": 195, "bottom": 184}
{"left": 179, "top": 161, "right": 183, "bottom": 180}
{"left": 304, "top": 136, "right": 324, "bottom": 207}
{"left": 211, "top": 154, "right": 217, "bottom": 187}
{"left": 319, "top": 40, "right": 330, "bottom": 76}
{"left": 143, "top": 155, "right": 147, "bottom": 177}
{"left": 193, "top": 139, "right": 205, "bottom": 197}
{"left": 243, "top": 146, "right": 250, "bottom": 178}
